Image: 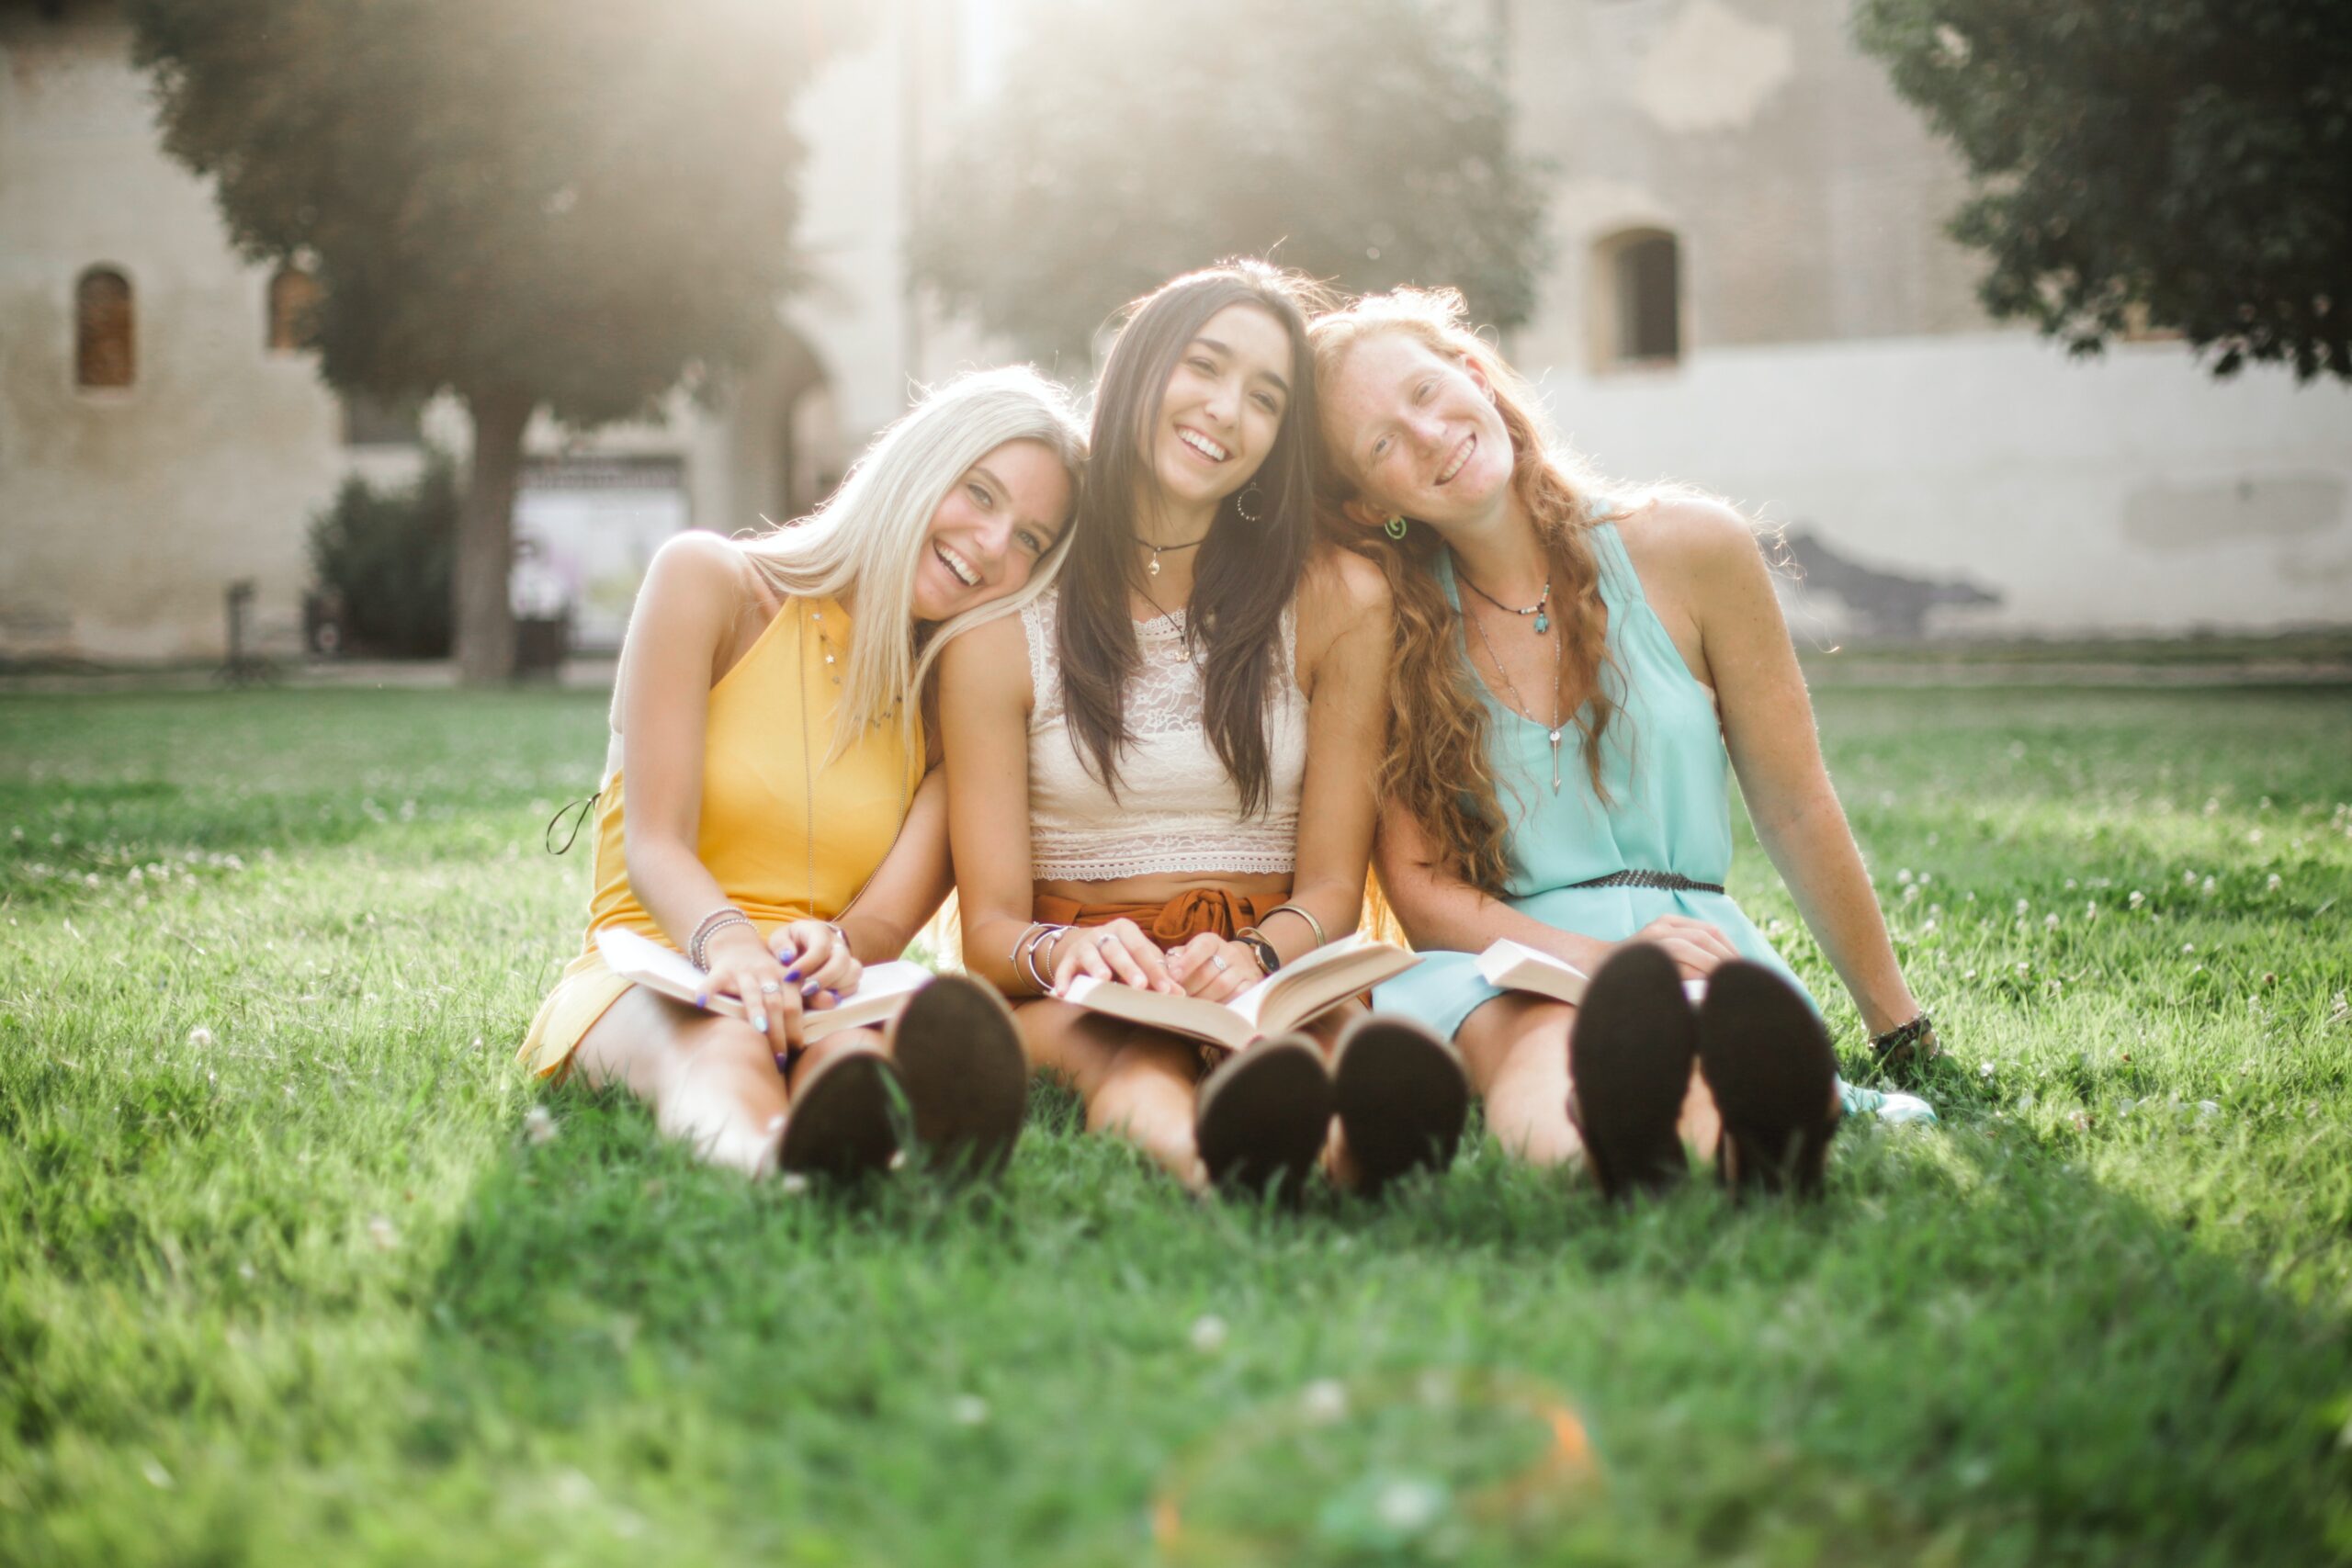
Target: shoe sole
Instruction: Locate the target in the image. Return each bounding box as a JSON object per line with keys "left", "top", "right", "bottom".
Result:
{"left": 1194, "top": 1036, "right": 1331, "bottom": 1202}
{"left": 888, "top": 974, "right": 1029, "bottom": 1182}
{"left": 1332, "top": 1017, "right": 1468, "bottom": 1199}
{"left": 1568, "top": 942, "right": 1696, "bottom": 1201}
{"left": 1695, "top": 961, "right": 1840, "bottom": 1201}
{"left": 776, "top": 1051, "right": 900, "bottom": 1181}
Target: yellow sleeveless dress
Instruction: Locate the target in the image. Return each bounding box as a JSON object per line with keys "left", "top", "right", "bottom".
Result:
{"left": 519, "top": 592, "right": 925, "bottom": 1078}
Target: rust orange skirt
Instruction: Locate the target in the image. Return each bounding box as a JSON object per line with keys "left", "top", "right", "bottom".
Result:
{"left": 1032, "top": 886, "right": 1286, "bottom": 947}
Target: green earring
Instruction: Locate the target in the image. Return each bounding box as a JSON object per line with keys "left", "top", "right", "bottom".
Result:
{"left": 1384, "top": 515, "right": 1408, "bottom": 539}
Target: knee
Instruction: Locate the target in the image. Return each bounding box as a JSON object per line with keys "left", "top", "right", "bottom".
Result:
{"left": 1089, "top": 1033, "right": 1200, "bottom": 1105}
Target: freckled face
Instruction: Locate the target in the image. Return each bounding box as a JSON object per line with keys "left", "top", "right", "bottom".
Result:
{"left": 1321, "top": 333, "right": 1515, "bottom": 530}
{"left": 1145, "top": 302, "right": 1295, "bottom": 515}
{"left": 910, "top": 438, "right": 1075, "bottom": 622}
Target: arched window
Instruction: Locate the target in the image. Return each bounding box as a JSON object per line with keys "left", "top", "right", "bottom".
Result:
{"left": 266, "top": 264, "right": 321, "bottom": 353}
{"left": 75, "top": 265, "right": 135, "bottom": 389}
{"left": 1594, "top": 229, "right": 1681, "bottom": 369}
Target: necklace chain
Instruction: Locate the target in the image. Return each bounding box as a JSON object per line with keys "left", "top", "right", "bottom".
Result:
{"left": 1455, "top": 564, "right": 1552, "bottom": 634}
{"left": 1464, "top": 592, "right": 1566, "bottom": 795}
{"left": 1133, "top": 579, "right": 1191, "bottom": 661}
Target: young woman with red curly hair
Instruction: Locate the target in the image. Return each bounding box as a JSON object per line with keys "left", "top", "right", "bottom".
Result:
{"left": 1310, "top": 288, "right": 1937, "bottom": 1200}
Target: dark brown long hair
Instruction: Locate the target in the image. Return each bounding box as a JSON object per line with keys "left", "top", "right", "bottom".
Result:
{"left": 1057, "top": 261, "right": 1325, "bottom": 816}
{"left": 1311, "top": 288, "right": 1628, "bottom": 897}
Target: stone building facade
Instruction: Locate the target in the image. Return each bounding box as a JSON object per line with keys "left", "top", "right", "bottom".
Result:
{"left": 4, "top": 0, "right": 2347, "bottom": 660}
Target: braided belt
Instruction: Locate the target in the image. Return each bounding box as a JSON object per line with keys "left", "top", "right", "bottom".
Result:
{"left": 1569, "top": 869, "right": 1725, "bottom": 895}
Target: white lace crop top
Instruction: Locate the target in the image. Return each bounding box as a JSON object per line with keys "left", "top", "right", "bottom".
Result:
{"left": 1022, "top": 588, "right": 1308, "bottom": 881}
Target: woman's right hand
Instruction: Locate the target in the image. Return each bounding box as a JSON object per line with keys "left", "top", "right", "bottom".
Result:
{"left": 701, "top": 924, "right": 804, "bottom": 1055}
{"left": 1048, "top": 919, "right": 1182, "bottom": 996}
{"left": 1621, "top": 915, "right": 1742, "bottom": 981}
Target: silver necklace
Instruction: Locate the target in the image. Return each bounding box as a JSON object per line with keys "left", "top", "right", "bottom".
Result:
{"left": 1464, "top": 595, "right": 1566, "bottom": 795}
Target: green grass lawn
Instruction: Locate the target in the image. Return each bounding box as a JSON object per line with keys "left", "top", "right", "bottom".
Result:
{"left": 4, "top": 684, "right": 2350, "bottom": 1567}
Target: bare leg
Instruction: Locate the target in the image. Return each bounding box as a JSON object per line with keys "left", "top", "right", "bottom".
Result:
{"left": 1456, "top": 994, "right": 1724, "bottom": 1168}
{"left": 1016, "top": 998, "right": 1206, "bottom": 1190}
{"left": 573, "top": 986, "right": 886, "bottom": 1178}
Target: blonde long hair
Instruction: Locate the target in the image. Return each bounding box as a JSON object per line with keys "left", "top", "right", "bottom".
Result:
{"left": 741, "top": 365, "right": 1086, "bottom": 759}
{"left": 1310, "top": 288, "right": 1630, "bottom": 897}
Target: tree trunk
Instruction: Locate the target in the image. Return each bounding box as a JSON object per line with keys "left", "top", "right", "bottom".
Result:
{"left": 453, "top": 387, "right": 534, "bottom": 685}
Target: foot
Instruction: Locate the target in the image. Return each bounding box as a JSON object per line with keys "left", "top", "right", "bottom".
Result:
{"left": 1566, "top": 942, "right": 1698, "bottom": 1201}
{"left": 1694, "top": 962, "right": 1841, "bottom": 1200}
{"left": 776, "top": 1049, "right": 900, "bottom": 1181}
{"left": 1193, "top": 1036, "right": 1332, "bottom": 1203}
{"left": 1330, "top": 1016, "right": 1468, "bottom": 1199}
{"left": 887, "top": 974, "right": 1028, "bottom": 1182}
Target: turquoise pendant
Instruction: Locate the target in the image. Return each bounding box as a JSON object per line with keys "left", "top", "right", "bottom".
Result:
{"left": 1534, "top": 612, "right": 1549, "bottom": 635}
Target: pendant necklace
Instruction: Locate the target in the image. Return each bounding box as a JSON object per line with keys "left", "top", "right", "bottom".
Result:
{"left": 1134, "top": 581, "right": 1191, "bottom": 663}
{"left": 1455, "top": 565, "right": 1552, "bottom": 635}
{"left": 1140, "top": 533, "right": 1209, "bottom": 579}
{"left": 1465, "top": 594, "right": 1566, "bottom": 794}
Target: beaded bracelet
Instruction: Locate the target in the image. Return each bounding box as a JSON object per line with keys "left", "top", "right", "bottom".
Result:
{"left": 1870, "top": 1011, "right": 1938, "bottom": 1062}
{"left": 688, "top": 907, "right": 753, "bottom": 970}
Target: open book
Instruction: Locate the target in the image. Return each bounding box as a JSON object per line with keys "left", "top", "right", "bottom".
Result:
{"left": 595, "top": 927, "right": 933, "bottom": 1043}
{"left": 1476, "top": 938, "right": 1708, "bottom": 1006}
{"left": 1058, "top": 932, "right": 1419, "bottom": 1054}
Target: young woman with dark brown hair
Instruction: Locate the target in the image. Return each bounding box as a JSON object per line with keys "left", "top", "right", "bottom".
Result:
{"left": 942, "top": 263, "right": 1468, "bottom": 1198}
{"left": 1310, "top": 288, "right": 1936, "bottom": 1200}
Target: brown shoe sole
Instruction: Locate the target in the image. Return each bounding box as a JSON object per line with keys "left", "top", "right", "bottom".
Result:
{"left": 776, "top": 1050, "right": 900, "bottom": 1181}
{"left": 1332, "top": 1016, "right": 1468, "bottom": 1199}
{"left": 1567, "top": 942, "right": 1697, "bottom": 1201}
{"left": 888, "top": 974, "right": 1029, "bottom": 1182}
{"left": 1695, "top": 961, "right": 1840, "bottom": 1201}
{"left": 1194, "top": 1036, "right": 1331, "bottom": 1202}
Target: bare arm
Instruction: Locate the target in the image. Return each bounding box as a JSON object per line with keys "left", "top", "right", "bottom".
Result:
{"left": 1668, "top": 500, "right": 1921, "bottom": 1034}
{"left": 938, "top": 615, "right": 1055, "bottom": 996}
{"left": 1245, "top": 550, "right": 1394, "bottom": 969}
{"left": 833, "top": 765, "right": 955, "bottom": 964}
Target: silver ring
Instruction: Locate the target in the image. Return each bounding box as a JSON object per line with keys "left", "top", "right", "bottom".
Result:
{"left": 1095, "top": 931, "right": 1120, "bottom": 947}
{"left": 1209, "top": 953, "right": 1229, "bottom": 973}
{"left": 759, "top": 980, "right": 782, "bottom": 995}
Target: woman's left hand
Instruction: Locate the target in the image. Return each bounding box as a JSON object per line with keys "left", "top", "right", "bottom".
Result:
{"left": 770, "top": 919, "right": 861, "bottom": 1009}
{"left": 1165, "top": 932, "right": 1261, "bottom": 1005}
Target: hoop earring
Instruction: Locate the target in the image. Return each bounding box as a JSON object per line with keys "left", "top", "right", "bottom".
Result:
{"left": 1233, "top": 484, "right": 1266, "bottom": 524}
{"left": 1384, "top": 515, "right": 1408, "bottom": 540}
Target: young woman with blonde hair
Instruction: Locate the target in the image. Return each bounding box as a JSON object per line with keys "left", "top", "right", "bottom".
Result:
{"left": 943, "top": 264, "right": 1468, "bottom": 1198}
{"left": 1310, "top": 288, "right": 1935, "bottom": 1199}
{"left": 521, "top": 367, "right": 1085, "bottom": 1180}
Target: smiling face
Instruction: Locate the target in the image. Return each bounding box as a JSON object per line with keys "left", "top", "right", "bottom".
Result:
{"left": 1320, "top": 331, "right": 1516, "bottom": 533}
{"left": 1142, "top": 301, "right": 1295, "bottom": 519}
{"left": 910, "top": 437, "right": 1076, "bottom": 622}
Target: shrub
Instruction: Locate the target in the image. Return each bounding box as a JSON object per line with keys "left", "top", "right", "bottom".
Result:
{"left": 306, "top": 450, "right": 458, "bottom": 658}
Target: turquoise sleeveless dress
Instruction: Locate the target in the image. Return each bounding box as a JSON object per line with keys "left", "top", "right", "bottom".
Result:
{"left": 1372, "top": 521, "right": 1810, "bottom": 1041}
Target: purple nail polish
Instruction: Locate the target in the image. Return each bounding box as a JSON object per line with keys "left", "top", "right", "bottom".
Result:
{"left": 801, "top": 980, "right": 820, "bottom": 996}
{"left": 784, "top": 967, "right": 802, "bottom": 983}
{"left": 695, "top": 992, "right": 707, "bottom": 1008}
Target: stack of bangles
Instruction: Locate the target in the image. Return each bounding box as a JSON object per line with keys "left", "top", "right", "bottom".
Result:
{"left": 1012, "top": 922, "right": 1072, "bottom": 993}
{"left": 688, "top": 906, "right": 753, "bottom": 969}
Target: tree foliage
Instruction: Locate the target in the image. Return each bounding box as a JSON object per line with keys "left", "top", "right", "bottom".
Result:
{"left": 911, "top": 0, "right": 1548, "bottom": 364}
{"left": 308, "top": 451, "right": 459, "bottom": 660}
{"left": 127, "top": 0, "right": 853, "bottom": 676}
{"left": 1856, "top": 0, "right": 2352, "bottom": 381}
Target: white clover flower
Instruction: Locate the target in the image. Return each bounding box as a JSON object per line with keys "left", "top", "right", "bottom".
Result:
{"left": 2200, "top": 877, "right": 2216, "bottom": 897}
{"left": 2044, "top": 913, "right": 2059, "bottom": 930}
{"left": 950, "top": 1394, "right": 991, "bottom": 1427}
{"left": 1896, "top": 868, "right": 1914, "bottom": 885}
{"left": 1300, "top": 1380, "right": 1349, "bottom": 1425}
{"left": 2015, "top": 898, "right": 2030, "bottom": 916}
{"left": 2267, "top": 874, "right": 2283, "bottom": 892}
{"left": 1189, "top": 1314, "right": 1228, "bottom": 1354}
{"left": 2129, "top": 891, "right": 2145, "bottom": 908}
{"left": 187, "top": 1026, "right": 214, "bottom": 1047}
{"left": 523, "top": 1105, "right": 558, "bottom": 1145}
{"left": 778, "top": 1172, "right": 811, "bottom": 1196}
{"left": 1375, "top": 1477, "right": 1447, "bottom": 1535}
{"left": 367, "top": 1214, "right": 399, "bottom": 1250}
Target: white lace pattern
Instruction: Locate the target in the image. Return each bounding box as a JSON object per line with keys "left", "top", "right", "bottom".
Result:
{"left": 1022, "top": 589, "right": 1306, "bottom": 881}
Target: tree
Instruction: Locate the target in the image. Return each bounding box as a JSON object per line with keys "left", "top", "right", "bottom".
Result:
{"left": 128, "top": 0, "right": 854, "bottom": 680}
{"left": 910, "top": 0, "right": 1548, "bottom": 364}
{"left": 1855, "top": 0, "right": 2352, "bottom": 381}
